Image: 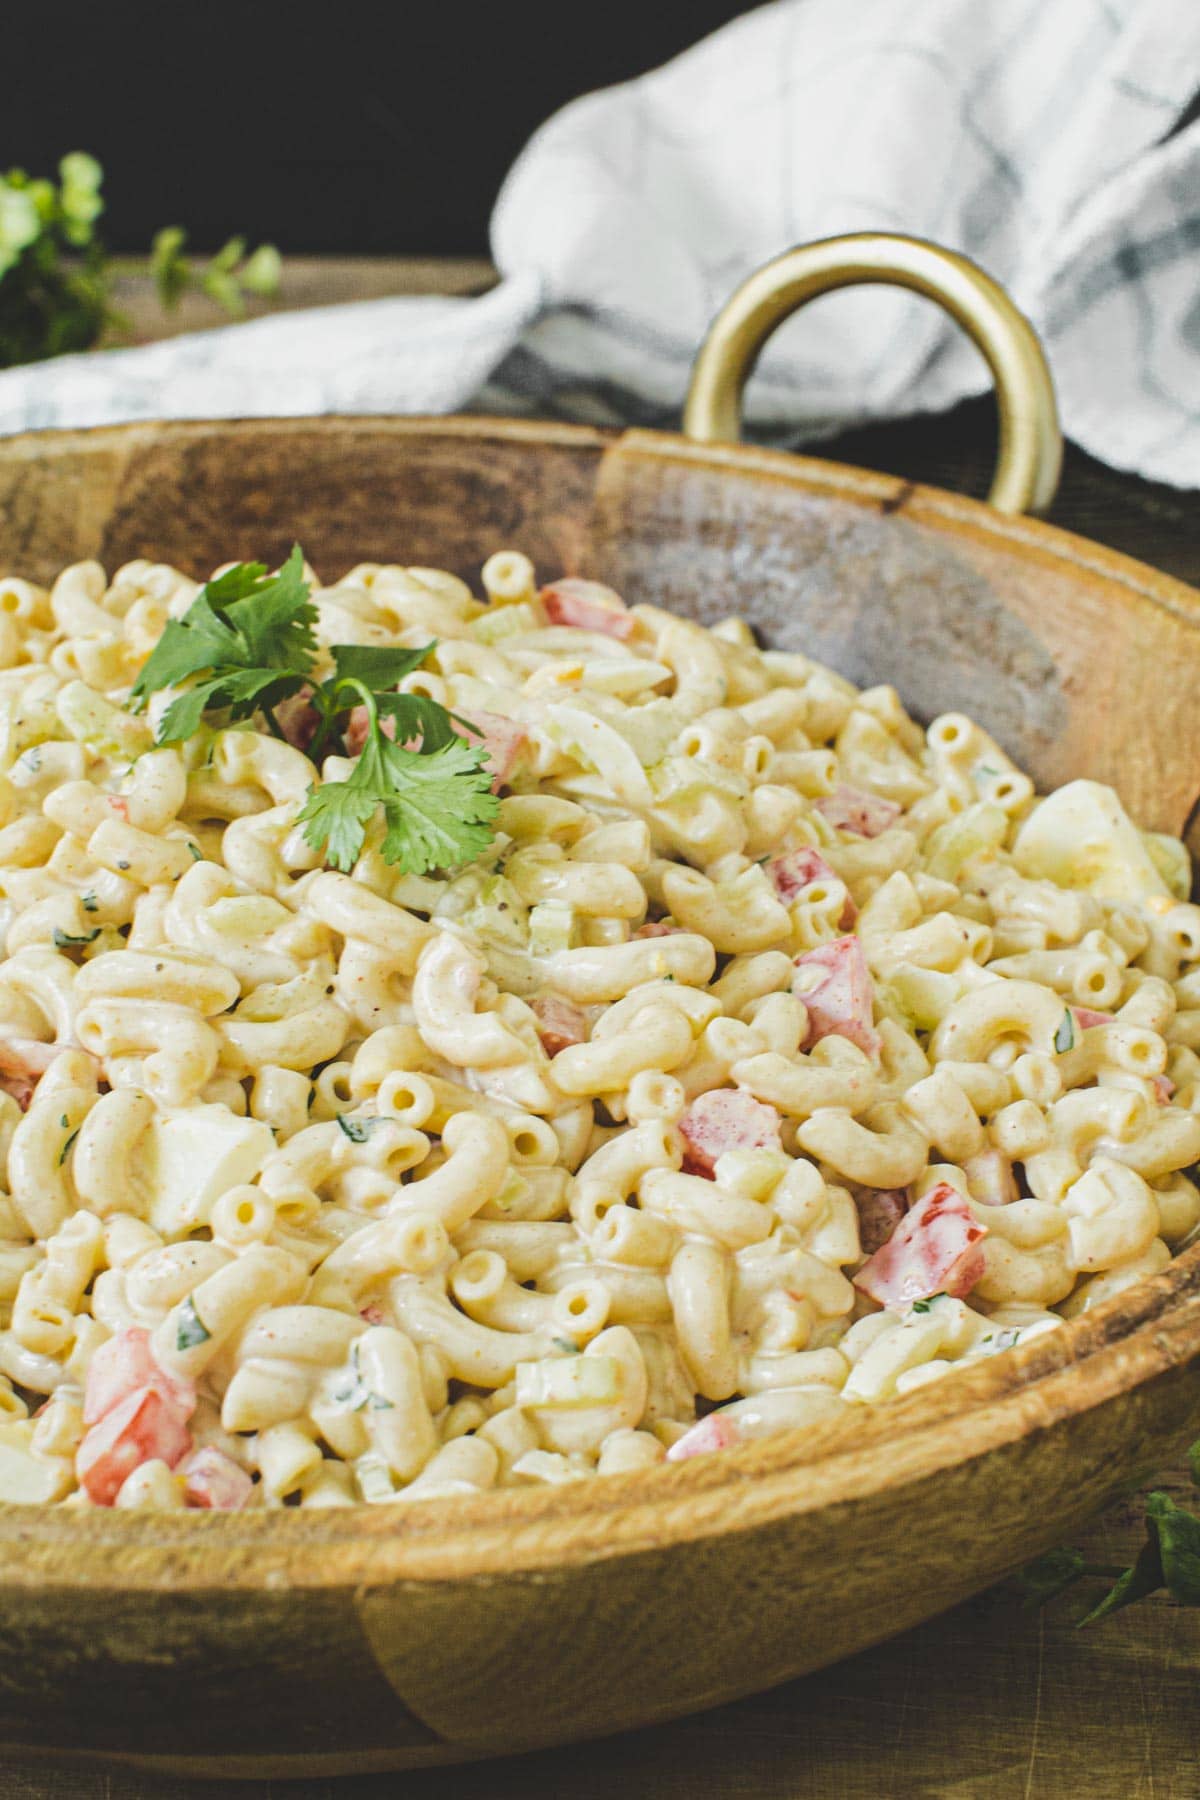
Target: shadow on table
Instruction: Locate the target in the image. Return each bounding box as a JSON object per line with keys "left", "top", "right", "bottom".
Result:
{"left": 10, "top": 1573, "right": 1199, "bottom": 1800}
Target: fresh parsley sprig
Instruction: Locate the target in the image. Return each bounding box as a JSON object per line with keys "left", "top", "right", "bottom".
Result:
{"left": 130, "top": 546, "right": 319, "bottom": 742}
{"left": 1021, "top": 1440, "right": 1200, "bottom": 1624}
{"left": 130, "top": 547, "right": 500, "bottom": 876}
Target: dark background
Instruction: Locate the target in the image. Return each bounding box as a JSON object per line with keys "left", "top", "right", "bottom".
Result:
{"left": 8, "top": 2, "right": 762, "bottom": 255}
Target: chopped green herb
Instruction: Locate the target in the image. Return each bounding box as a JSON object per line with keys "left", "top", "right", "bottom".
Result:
{"left": 130, "top": 550, "right": 499, "bottom": 876}
{"left": 1054, "top": 1009, "right": 1075, "bottom": 1053}
{"left": 186, "top": 842, "right": 203, "bottom": 861}
{"left": 80, "top": 891, "right": 98, "bottom": 912}
{"left": 53, "top": 926, "right": 100, "bottom": 950}
{"left": 910, "top": 1292, "right": 946, "bottom": 1315}
{"left": 336, "top": 1114, "right": 376, "bottom": 1144}
{"left": 551, "top": 1336, "right": 581, "bottom": 1355}
{"left": 1024, "top": 1437, "right": 1200, "bottom": 1624}
{"left": 175, "top": 1295, "right": 211, "bottom": 1352}
{"left": 57, "top": 1128, "right": 79, "bottom": 1166}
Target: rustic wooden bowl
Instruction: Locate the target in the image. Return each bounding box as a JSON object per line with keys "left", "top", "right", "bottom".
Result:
{"left": 2, "top": 240, "right": 1200, "bottom": 1780}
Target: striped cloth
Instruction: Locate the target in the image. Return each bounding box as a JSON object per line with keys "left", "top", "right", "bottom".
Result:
{"left": 0, "top": 0, "right": 1196, "bottom": 485}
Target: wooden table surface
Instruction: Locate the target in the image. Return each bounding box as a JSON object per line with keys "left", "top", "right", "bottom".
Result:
{"left": 13, "top": 257, "right": 1200, "bottom": 1800}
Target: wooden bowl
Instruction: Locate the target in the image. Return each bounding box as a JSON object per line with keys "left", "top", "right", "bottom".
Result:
{"left": 2, "top": 240, "right": 1200, "bottom": 1779}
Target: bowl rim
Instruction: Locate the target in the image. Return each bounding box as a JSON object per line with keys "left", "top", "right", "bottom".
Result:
{"left": 2, "top": 409, "right": 1199, "bottom": 1583}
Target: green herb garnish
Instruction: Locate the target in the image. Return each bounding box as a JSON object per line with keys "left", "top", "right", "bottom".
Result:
{"left": 130, "top": 550, "right": 499, "bottom": 876}
{"left": 57, "top": 1128, "right": 79, "bottom": 1166}
{"left": 1023, "top": 1441, "right": 1200, "bottom": 1624}
{"left": 53, "top": 926, "right": 100, "bottom": 950}
{"left": 175, "top": 1296, "right": 211, "bottom": 1352}
{"left": 1054, "top": 1009, "right": 1075, "bottom": 1053}
{"left": 0, "top": 154, "right": 278, "bottom": 371}
{"left": 335, "top": 1115, "right": 376, "bottom": 1144}
{"left": 910, "top": 1292, "right": 946, "bottom": 1315}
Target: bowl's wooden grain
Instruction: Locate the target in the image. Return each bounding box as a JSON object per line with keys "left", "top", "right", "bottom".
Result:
{"left": 2, "top": 414, "right": 1199, "bottom": 1778}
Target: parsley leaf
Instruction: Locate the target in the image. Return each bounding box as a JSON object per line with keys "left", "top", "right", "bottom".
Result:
{"left": 130, "top": 546, "right": 502, "bottom": 877}
{"left": 175, "top": 1296, "right": 211, "bottom": 1353}
{"left": 130, "top": 545, "right": 317, "bottom": 739}
{"left": 299, "top": 731, "right": 498, "bottom": 876}
{"left": 336, "top": 1114, "right": 376, "bottom": 1144}
{"left": 53, "top": 926, "right": 100, "bottom": 949}
{"left": 330, "top": 642, "right": 435, "bottom": 691}
{"left": 1054, "top": 1009, "right": 1075, "bottom": 1053}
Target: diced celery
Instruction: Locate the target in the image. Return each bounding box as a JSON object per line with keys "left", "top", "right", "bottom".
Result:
{"left": 884, "top": 964, "right": 964, "bottom": 1031}
{"left": 471, "top": 602, "right": 540, "bottom": 645}
{"left": 462, "top": 874, "right": 528, "bottom": 949}
{"left": 515, "top": 1355, "right": 622, "bottom": 1409}
{"left": 206, "top": 895, "right": 292, "bottom": 938}
{"left": 56, "top": 680, "right": 153, "bottom": 760}
{"left": 713, "top": 1148, "right": 789, "bottom": 1201}
{"left": 614, "top": 699, "right": 685, "bottom": 769}
{"left": 923, "top": 801, "right": 1008, "bottom": 882}
{"left": 528, "top": 898, "right": 578, "bottom": 958}
{"left": 1143, "top": 831, "right": 1192, "bottom": 902}
{"left": 648, "top": 756, "right": 748, "bottom": 804}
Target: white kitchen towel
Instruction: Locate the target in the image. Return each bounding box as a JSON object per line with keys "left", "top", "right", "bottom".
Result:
{"left": 0, "top": 0, "right": 1196, "bottom": 485}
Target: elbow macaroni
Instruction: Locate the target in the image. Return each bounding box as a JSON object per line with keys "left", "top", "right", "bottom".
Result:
{"left": 0, "top": 545, "right": 1193, "bottom": 1509}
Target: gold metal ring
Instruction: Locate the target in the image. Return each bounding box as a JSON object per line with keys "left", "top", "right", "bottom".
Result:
{"left": 683, "top": 233, "right": 1062, "bottom": 516}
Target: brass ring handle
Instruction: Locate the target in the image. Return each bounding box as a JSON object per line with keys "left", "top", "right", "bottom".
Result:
{"left": 683, "top": 232, "right": 1062, "bottom": 516}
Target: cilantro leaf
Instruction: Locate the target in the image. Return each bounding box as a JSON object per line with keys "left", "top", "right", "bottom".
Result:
{"left": 1054, "top": 1009, "right": 1075, "bottom": 1053}
{"left": 374, "top": 689, "right": 465, "bottom": 752}
{"left": 130, "top": 546, "right": 317, "bottom": 732}
{"left": 330, "top": 642, "right": 435, "bottom": 691}
{"left": 157, "top": 665, "right": 309, "bottom": 745}
{"left": 298, "top": 732, "right": 499, "bottom": 875}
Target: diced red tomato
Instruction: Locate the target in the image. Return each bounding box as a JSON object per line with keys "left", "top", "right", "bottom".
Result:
{"left": 1070, "top": 1007, "right": 1115, "bottom": 1031}
{"left": 632, "top": 921, "right": 682, "bottom": 939}
{"left": 181, "top": 1446, "right": 254, "bottom": 1511}
{"left": 853, "top": 1181, "right": 987, "bottom": 1308}
{"left": 1153, "top": 1073, "right": 1175, "bottom": 1105}
{"left": 962, "top": 1148, "right": 1019, "bottom": 1206}
{"left": 849, "top": 1185, "right": 909, "bottom": 1255}
{"left": 540, "top": 578, "right": 634, "bottom": 640}
{"left": 678, "top": 1089, "right": 782, "bottom": 1179}
{"left": 104, "top": 795, "right": 130, "bottom": 821}
{"left": 814, "top": 784, "right": 901, "bottom": 838}
{"left": 793, "top": 936, "right": 881, "bottom": 1058}
{"left": 82, "top": 1326, "right": 196, "bottom": 1427}
{"left": 359, "top": 1302, "right": 387, "bottom": 1326}
{"left": 75, "top": 1387, "right": 194, "bottom": 1506}
{"left": 531, "top": 993, "right": 588, "bottom": 1057}
{"left": 767, "top": 847, "right": 857, "bottom": 927}
{"left": 0, "top": 1038, "right": 64, "bottom": 1111}
{"left": 666, "top": 1413, "right": 742, "bottom": 1462}
{"left": 453, "top": 709, "right": 528, "bottom": 791}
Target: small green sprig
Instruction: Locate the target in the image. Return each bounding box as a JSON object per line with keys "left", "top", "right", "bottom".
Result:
{"left": 1021, "top": 1441, "right": 1200, "bottom": 1624}
{"left": 129, "top": 546, "right": 499, "bottom": 877}
{"left": 0, "top": 153, "right": 279, "bottom": 370}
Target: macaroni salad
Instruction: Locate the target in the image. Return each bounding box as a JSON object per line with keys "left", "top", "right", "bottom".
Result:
{"left": 0, "top": 547, "right": 1197, "bottom": 1511}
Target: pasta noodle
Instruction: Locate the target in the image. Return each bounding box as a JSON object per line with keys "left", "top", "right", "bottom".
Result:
{"left": 0, "top": 549, "right": 1194, "bottom": 1507}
